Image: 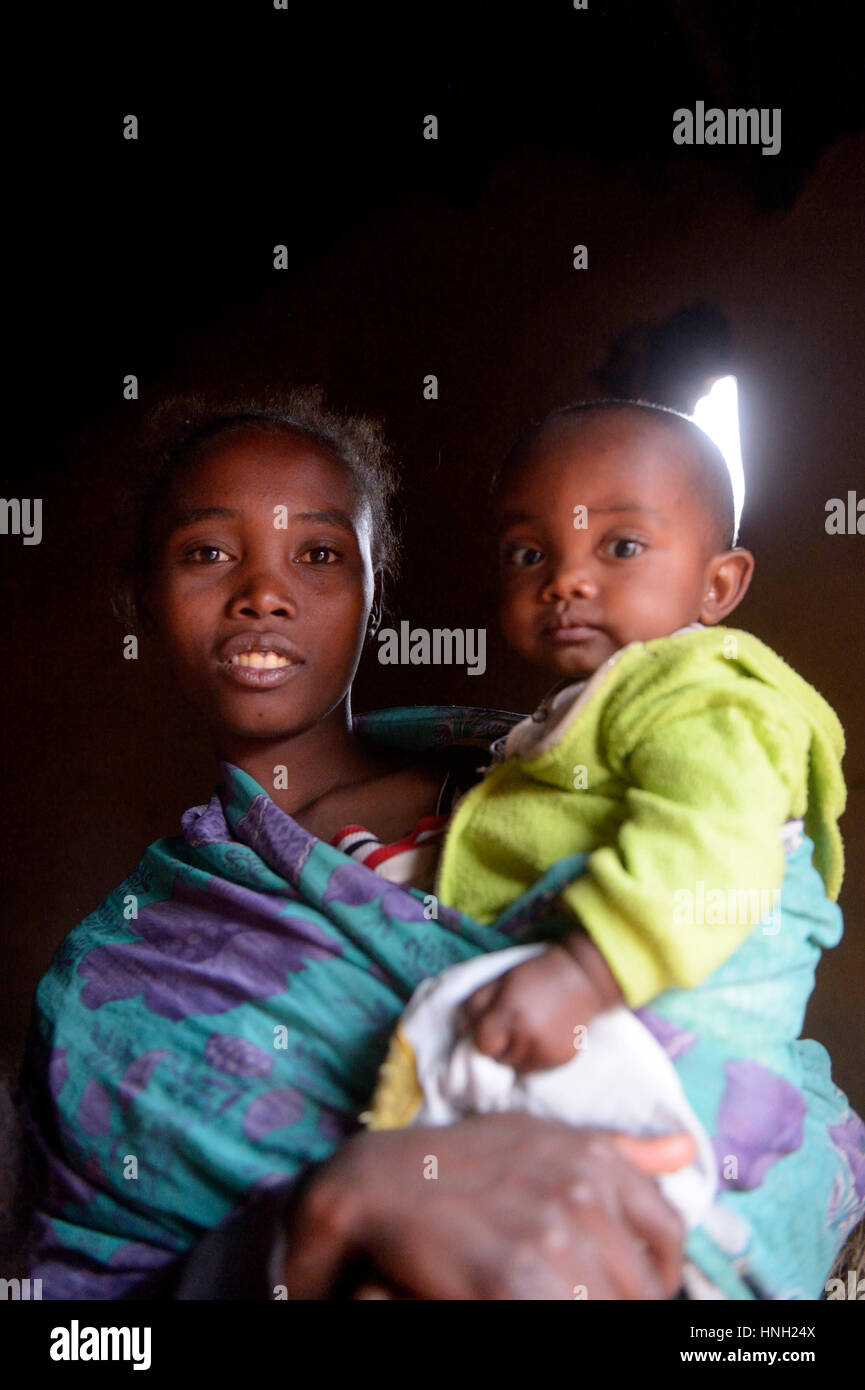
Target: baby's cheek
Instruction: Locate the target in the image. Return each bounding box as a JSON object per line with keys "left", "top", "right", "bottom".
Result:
{"left": 497, "top": 596, "right": 526, "bottom": 646}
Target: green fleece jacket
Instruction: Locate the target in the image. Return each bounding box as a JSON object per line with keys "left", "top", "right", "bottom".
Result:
{"left": 435, "top": 626, "right": 845, "bottom": 1008}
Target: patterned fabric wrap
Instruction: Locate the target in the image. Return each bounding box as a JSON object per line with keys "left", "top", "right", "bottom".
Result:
{"left": 20, "top": 706, "right": 865, "bottom": 1300}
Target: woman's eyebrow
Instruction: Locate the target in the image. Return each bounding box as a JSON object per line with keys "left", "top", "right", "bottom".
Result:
{"left": 166, "top": 505, "right": 358, "bottom": 536}
{"left": 167, "top": 505, "right": 239, "bottom": 534}
{"left": 293, "top": 509, "right": 358, "bottom": 533}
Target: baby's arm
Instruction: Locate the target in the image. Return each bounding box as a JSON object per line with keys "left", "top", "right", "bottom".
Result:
{"left": 464, "top": 928, "right": 624, "bottom": 1072}
{"left": 464, "top": 650, "right": 831, "bottom": 1070}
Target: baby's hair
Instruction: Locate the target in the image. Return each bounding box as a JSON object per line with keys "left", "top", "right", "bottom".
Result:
{"left": 112, "top": 386, "right": 401, "bottom": 630}
{"left": 492, "top": 398, "right": 738, "bottom": 551}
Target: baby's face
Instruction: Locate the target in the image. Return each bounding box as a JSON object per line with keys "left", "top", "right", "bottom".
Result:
{"left": 495, "top": 416, "right": 726, "bottom": 680}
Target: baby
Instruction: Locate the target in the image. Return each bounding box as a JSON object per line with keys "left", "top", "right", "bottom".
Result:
{"left": 367, "top": 400, "right": 861, "bottom": 1299}
{"left": 443, "top": 398, "right": 807, "bottom": 1067}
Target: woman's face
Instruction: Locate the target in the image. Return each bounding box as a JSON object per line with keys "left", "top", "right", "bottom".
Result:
{"left": 146, "top": 425, "right": 378, "bottom": 747}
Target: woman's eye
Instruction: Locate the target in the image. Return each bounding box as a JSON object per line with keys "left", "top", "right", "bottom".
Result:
{"left": 606, "top": 538, "right": 644, "bottom": 559}
{"left": 503, "top": 544, "right": 545, "bottom": 567}
{"left": 186, "top": 545, "right": 231, "bottom": 563}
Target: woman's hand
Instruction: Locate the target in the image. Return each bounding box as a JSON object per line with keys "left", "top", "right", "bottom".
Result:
{"left": 280, "top": 1115, "right": 692, "bottom": 1299}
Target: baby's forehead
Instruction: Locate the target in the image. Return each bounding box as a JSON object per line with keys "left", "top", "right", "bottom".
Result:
{"left": 542, "top": 408, "right": 690, "bottom": 461}
{"left": 508, "top": 413, "right": 698, "bottom": 499}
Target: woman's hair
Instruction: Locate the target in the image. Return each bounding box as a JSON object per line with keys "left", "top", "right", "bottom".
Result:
{"left": 111, "top": 386, "right": 401, "bottom": 630}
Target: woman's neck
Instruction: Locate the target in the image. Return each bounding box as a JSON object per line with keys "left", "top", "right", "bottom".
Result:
{"left": 211, "top": 699, "right": 389, "bottom": 821}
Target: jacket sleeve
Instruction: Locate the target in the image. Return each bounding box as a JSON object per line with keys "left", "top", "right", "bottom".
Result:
{"left": 562, "top": 675, "right": 813, "bottom": 1008}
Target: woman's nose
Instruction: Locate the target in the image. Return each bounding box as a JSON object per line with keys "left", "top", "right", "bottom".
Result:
{"left": 227, "top": 571, "right": 298, "bottom": 621}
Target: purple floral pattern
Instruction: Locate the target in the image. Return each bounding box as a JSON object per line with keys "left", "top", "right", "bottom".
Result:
{"left": 236, "top": 792, "right": 315, "bottom": 884}
{"left": 204, "top": 1033, "right": 274, "bottom": 1079}
{"left": 712, "top": 1059, "right": 806, "bottom": 1190}
{"left": 116, "top": 1051, "right": 172, "bottom": 1111}
{"left": 21, "top": 728, "right": 865, "bottom": 1303}
{"left": 243, "top": 1087, "right": 304, "bottom": 1140}
{"left": 49, "top": 1047, "right": 69, "bottom": 1099}
{"left": 181, "top": 791, "right": 231, "bottom": 847}
{"left": 827, "top": 1111, "right": 865, "bottom": 1225}
{"left": 78, "top": 874, "right": 342, "bottom": 1020}
{"left": 635, "top": 1007, "right": 698, "bottom": 1061}
{"left": 77, "top": 1078, "right": 113, "bottom": 1137}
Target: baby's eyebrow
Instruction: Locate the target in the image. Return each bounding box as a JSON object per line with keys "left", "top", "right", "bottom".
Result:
{"left": 496, "top": 502, "right": 661, "bottom": 533}
{"left": 495, "top": 510, "right": 543, "bottom": 534}
{"left": 592, "top": 502, "right": 662, "bottom": 517}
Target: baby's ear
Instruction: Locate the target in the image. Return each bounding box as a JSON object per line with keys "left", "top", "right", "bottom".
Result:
{"left": 699, "top": 547, "right": 755, "bottom": 624}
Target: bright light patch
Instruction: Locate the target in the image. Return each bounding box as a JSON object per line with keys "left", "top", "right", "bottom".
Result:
{"left": 692, "top": 375, "right": 745, "bottom": 542}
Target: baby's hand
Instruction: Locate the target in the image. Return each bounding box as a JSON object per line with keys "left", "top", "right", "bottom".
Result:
{"left": 462, "top": 943, "right": 605, "bottom": 1074}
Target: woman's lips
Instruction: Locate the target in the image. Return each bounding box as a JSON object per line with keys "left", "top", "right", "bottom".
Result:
{"left": 218, "top": 658, "right": 304, "bottom": 689}
{"left": 216, "top": 630, "right": 305, "bottom": 688}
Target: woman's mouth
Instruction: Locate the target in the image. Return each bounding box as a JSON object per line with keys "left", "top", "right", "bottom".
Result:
{"left": 217, "top": 632, "right": 305, "bottom": 688}
{"left": 229, "top": 651, "right": 293, "bottom": 669}
{"left": 219, "top": 651, "right": 304, "bottom": 688}
{"left": 219, "top": 652, "right": 304, "bottom": 688}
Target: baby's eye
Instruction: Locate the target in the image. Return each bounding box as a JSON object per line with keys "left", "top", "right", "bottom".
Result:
{"left": 186, "top": 545, "right": 231, "bottom": 564}
{"left": 503, "top": 544, "right": 545, "bottom": 568}
{"left": 605, "top": 538, "right": 644, "bottom": 559}
{"left": 300, "top": 546, "right": 341, "bottom": 565}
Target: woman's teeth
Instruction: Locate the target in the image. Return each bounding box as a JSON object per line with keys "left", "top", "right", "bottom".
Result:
{"left": 229, "top": 652, "right": 292, "bottom": 669}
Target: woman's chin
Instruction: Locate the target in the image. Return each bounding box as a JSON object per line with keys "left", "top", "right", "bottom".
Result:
{"left": 206, "top": 704, "right": 319, "bottom": 745}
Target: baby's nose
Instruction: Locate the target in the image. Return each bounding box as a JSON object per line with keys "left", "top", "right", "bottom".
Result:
{"left": 544, "top": 563, "right": 598, "bottom": 599}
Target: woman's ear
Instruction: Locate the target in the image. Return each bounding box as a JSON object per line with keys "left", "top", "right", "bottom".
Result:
{"left": 367, "top": 573, "right": 383, "bottom": 638}
{"left": 137, "top": 586, "right": 159, "bottom": 637}
{"left": 699, "top": 548, "right": 755, "bottom": 624}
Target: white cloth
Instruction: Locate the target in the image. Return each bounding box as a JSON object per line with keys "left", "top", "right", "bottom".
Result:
{"left": 397, "top": 942, "right": 719, "bottom": 1232}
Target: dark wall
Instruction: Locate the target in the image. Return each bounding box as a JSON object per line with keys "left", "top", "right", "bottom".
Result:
{"left": 3, "top": 5, "right": 863, "bottom": 1115}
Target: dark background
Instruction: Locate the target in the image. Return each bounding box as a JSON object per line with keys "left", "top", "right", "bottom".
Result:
{"left": 3, "top": 1, "right": 863, "bottom": 1111}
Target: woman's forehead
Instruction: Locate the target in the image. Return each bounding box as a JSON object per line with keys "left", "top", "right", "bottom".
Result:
{"left": 168, "top": 425, "right": 362, "bottom": 505}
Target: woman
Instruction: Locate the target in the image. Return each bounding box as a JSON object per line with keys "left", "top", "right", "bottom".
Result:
{"left": 15, "top": 387, "right": 705, "bottom": 1298}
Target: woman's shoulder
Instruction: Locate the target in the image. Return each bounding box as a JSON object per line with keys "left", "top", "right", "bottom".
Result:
{"left": 30, "top": 833, "right": 193, "bottom": 1025}
{"left": 353, "top": 705, "right": 525, "bottom": 754}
